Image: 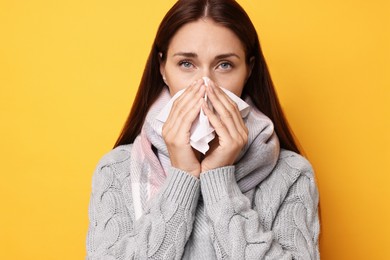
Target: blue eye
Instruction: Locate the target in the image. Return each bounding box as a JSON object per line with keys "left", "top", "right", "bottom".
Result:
{"left": 218, "top": 62, "right": 232, "bottom": 70}
{"left": 179, "top": 61, "right": 194, "bottom": 69}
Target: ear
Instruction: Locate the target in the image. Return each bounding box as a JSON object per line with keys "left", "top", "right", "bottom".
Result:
{"left": 246, "top": 56, "right": 255, "bottom": 81}
{"left": 158, "top": 52, "right": 167, "bottom": 84}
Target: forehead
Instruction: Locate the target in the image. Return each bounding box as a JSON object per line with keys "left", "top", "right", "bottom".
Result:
{"left": 167, "top": 18, "right": 246, "bottom": 56}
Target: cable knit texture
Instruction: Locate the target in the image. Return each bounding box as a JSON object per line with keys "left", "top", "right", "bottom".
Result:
{"left": 86, "top": 87, "right": 319, "bottom": 259}
{"left": 123, "top": 87, "right": 280, "bottom": 223}
{"left": 86, "top": 146, "right": 320, "bottom": 259}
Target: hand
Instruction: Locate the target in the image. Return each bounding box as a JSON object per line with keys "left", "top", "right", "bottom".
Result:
{"left": 201, "top": 80, "right": 248, "bottom": 172}
{"left": 162, "top": 79, "right": 206, "bottom": 178}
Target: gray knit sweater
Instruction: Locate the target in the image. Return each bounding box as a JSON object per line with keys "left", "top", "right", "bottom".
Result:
{"left": 86, "top": 145, "right": 320, "bottom": 259}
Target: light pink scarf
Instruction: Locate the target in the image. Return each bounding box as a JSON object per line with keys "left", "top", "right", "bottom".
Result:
{"left": 129, "top": 87, "right": 280, "bottom": 219}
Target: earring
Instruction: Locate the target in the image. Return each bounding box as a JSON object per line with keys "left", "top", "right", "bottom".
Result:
{"left": 162, "top": 76, "right": 168, "bottom": 85}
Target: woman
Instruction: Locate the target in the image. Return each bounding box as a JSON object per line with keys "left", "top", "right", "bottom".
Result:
{"left": 86, "top": 0, "right": 320, "bottom": 259}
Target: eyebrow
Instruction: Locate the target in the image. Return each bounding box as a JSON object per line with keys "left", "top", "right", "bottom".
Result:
{"left": 173, "top": 52, "right": 241, "bottom": 60}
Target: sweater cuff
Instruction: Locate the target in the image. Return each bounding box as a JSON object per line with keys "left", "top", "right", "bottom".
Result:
{"left": 162, "top": 167, "right": 200, "bottom": 209}
{"left": 200, "top": 166, "right": 242, "bottom": 205}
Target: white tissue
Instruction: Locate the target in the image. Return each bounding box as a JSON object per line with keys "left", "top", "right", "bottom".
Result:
{"left": 156, "top": 77, "right": 250, "bottom": 154}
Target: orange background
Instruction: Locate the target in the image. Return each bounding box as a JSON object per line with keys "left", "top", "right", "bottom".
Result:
{"left": 0, "top": 0, "right": 389, "bottom": 259}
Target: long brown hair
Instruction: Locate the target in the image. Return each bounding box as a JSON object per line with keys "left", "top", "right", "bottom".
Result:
{"left": 114, "top": 0, "right": 301, "bottom": 154}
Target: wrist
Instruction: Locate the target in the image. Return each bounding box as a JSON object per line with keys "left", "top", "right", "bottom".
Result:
{"left": 201, "top": 161, "right": 234, "bottom": 173}
{"left": 171, "top": 162, "right": 201, "bottom": 178}
{"left": 187, "top": 166, "right": 201, "bottom": 178}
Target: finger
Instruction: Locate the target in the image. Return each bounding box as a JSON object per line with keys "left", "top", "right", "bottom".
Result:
{"left": 206, "top": 82, "right": 241, "bottom": 140}
{"left": 208, "top": 82, "right": 248, "bottom": 137}
{"left": 163, "top": 86, "right": 204, "bottom": 139}
{"left": 164, "top": 80, "right": 202, "bottom": 138}
{"left": 220, "top": 89, "right": 247, "bottom": 128}
{"left": 167, "top": 80, "right": 199, "bottom": 123}
{"left": 213, "top": 84, "right": 247, "bottom": 133}
{"left": 173, "top": 79, "right": 202, "bottom": 106}
{"left": 202, "top": 101, "right": 231, "bottom": 141}
{"left": 220, "top": 90, "right": 248, "bottom": 136}
{"left": 169, "top": 96, "right": 204, "bottom": 137}
{"left": 174, "top": 84, "right": 205, "bottom": 126}
{"left": 167, "top": 79, "right": 205, "bottom": 125}
{"left": 167, "top": 84, "right": 206, "bottom": 133}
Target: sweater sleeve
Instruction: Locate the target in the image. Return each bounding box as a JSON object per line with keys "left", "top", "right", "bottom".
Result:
{"left": 86, "top": 160, "right": 200, "bottom": 260}
{"left": 200, "top": 166, "right": 320, "bottom": 260}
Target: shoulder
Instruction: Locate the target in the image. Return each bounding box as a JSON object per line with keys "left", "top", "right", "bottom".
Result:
{"left": 255, "top": 149, "right": 318, "bottom": 208}
{"left": 274, "top": 149, "right": 319, "bottom": 202}
{"left": 257, "top": 149, "right": 316, "bottom": 192}
{"left": 253, "top": 150, "right": 318, "bottom": 228}
{"left": 273, "top": 150, "right": 319, "bottom": 226}
{"left": 95, "top": 144, "right": 133, "bottom": 170}
{"left": 275, "top": 149, "right": 315, "bottom": 182}
{"left": 91, "top": 144, "right": 133, "bottom": 193}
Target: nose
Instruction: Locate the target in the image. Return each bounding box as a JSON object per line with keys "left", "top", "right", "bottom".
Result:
{"left": 198, "top": 68, "right": 215, "bottom": 84}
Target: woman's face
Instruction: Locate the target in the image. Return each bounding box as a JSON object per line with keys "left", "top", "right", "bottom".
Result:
{"left": 160, "top": 18, "right": 253, "bottom": 97}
